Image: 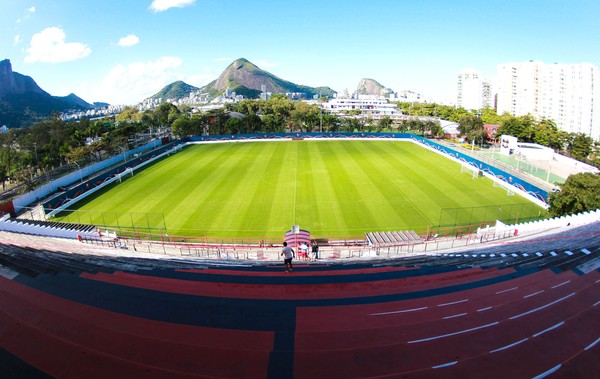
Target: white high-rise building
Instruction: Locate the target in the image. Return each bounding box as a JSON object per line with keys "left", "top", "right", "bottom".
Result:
{"left": 496, "top": 61, "right": 600, "bottom": 140}
{"left": 457, "top": 68, "right": 493, "bottom": 111}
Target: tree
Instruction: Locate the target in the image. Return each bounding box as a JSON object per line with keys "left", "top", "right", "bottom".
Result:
{"left": 116, "top": 106, "right": 141, "bottom": 123}
{"left": 289, "top": 101, "right": 319, "bottom": 132}
{"left": 154, "top": 102, "right": 180, "bottom": 127}
{"left": 63, "top": 145, "right": 91, "bottom": 163}
{"left": 458, "top": 115, "right": 486, "bottom": 144}
{"left": 480, "top": 106, "right": 503, "bottom": 125}
{"left": 0, "top": 164, "right": 7, "bottom": 190}
{"left": 224, "top": 117, "right": 243, "bottom": 134}
{"left": 321, "top": 114, "right": 341, "bottom": 132}
{"left": 171, "top": 116, "right": 192, "bottom": 138}
{"left": 428, "top": 120, "right": 444, "bottom": 138}
{"left": 548, "top": 173, "right": 600, "bottom": 217}
{"left": 532, "top": 118, "right": 556, "bottom": 147}
{"left": 341, "top": 118, "right": 362, "bottom": 132}
{"left": 377, "top": 116, "right": 392, "bottom": 132}
{"left": 496, "top": 115, "right": 535, "bottom": 142}
{"left": 568, "top": 133, "right": 593, "bottom": 161}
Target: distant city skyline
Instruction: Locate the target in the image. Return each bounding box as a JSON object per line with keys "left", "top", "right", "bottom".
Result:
{"left": 3, "top": 0, "right": 599, "bottom": 105}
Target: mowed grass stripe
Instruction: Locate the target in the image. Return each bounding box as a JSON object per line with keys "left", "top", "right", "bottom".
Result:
{"left": 166, "top": 144, "right": 246, "bottom": 233}
{"left": 59, "top": 140, "right": 543, "bottom": 238}
{"left": 372, "top": 142, "right": 463, "bottom": 218}
{"left": 206, "top": 143, "right": 270, "bottom": 234}
{"left": 235, "top": 142, "right": 287, "bottom": 236}
{"left": 261, "top": 142, "right": 297, "bottom": 235}
{"left": 326, "top": 141, "right": 381, "bottom": 232}
{"left": 347, "top": 141, "right": 430, "bottom": 229}
{"left": 182, "top": 143, "right": 270, "bottom": 235}
{"left": 302, "top": 142, "right": 350, "bottom": 236}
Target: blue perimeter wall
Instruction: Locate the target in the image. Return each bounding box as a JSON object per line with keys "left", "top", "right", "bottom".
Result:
{"left": 185, "top": 132, "right": 549, "bottom": 203}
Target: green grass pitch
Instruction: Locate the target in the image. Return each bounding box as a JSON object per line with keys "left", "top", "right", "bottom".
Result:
{"left": 57, "top": 140, "right": 544, "bottom": 239}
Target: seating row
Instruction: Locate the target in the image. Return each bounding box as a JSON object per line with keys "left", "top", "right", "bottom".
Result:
{"left": 366, "top": 230, "right": 421, "bottom": 247}
{"left": 0, "top": 219, "right": 98, "bottom": 239}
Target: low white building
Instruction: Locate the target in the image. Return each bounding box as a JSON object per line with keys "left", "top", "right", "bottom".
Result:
{"left": 500, "top": 135, "right": 554, "bottom": 160}
{"left": 321, "top": 98, "right": 402, "bottom": 120}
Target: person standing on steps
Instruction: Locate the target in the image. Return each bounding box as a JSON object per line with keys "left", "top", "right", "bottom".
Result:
{"left": 300, "top": 241, "right": 309, "bottom": 260}
{"left": 311, "top": 240, "right": 319, "bottom": 261}
{"left": 281, "top": 241, "right": 295, "bottom": 272}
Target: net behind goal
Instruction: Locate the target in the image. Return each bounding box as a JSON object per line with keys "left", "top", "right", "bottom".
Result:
{"left": 461, "top": 164, "right": 479, "bottom": 179}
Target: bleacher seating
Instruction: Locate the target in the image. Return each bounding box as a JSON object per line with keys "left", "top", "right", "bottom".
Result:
{"left": 0, "top": 219, "right": 599, "bottom": 377}
{"left": 366, "top": 230, "right": 422, "bottom": 247}
{"left": 0, "top": 218, "right": 98, "bottom": 239}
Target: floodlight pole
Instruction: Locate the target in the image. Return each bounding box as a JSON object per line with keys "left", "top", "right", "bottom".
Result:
{"left": 319, "top": 92, "right": 323, "bottom": 133}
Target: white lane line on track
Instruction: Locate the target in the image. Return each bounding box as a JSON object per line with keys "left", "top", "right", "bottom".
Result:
{"left": 370, "top": 306, "right": 428, "bottom": 316}
{"left": 532, "top": 364, "right": 562, "bottom": 379}
{"left": 550, "top": 251, "right": 557, "bottom": 256}
{"left": 443, "top": 313, "right": 467, "bottom": 319}
{"left": 584, "top": 337, "right": 600, "bottom": 351}
{"left": 432, "top": 361, "right": 458, "bottom": 369}
{"left": 533, "top": 322, "right": 565, "bottom": 337}
{"left": 595, "top": 279, "right": 600, "bottom": 284}
{"left": 477, "top": 306, "right": 492, "bottom": 312}
{"left": 437, "top": 299, "right": 468, "bottom": 307}
{"left": 581, "top": 248, "right": 591, "bottom": 255}
{"left": 524, "top": 290, "right": 545, "bottom": 298}
{"left": 565, "top": 250, "right": 573, "bottom": 255}
{"left": 407, "top": 321, "right": 499, "bottom": 344}
{"left": 594, "top": 299, "right": 600, "bottom": 307}
{"left": 551, "top": 280, "right": 571, "bottom": 289}
{"left": 509, "top": 293, "right": 575, "bottom": 320}
{"left": 489, "top": 338, "right": 528, "bottom": 353}
{"left": 496, "top": 286, "right": 518, "bottom": 294}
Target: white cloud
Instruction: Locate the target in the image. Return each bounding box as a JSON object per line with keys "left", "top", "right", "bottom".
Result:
{"left": 213, "top": 57, "right": 232, "bottom": 62}
{"left": 117, "top": 34, "right": 140, "bottom": 47}
{"left": 92, "top": 57, "right": 183, "bottom": 104}
{"left": 14, "top": 34, "right": 20, "bottom": 45}
{"left": 149, "top": 0, "right": 195, "bottom": 12}
{"left": 25, "top": 27, "right": 91, "bottom": 63}
{"left": 17, "top": 6, "right": 36, "bottom": 22}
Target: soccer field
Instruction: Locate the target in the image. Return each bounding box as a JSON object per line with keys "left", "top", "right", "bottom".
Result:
{"left": 57, "top": 140, "right": 544, "bottom": 239}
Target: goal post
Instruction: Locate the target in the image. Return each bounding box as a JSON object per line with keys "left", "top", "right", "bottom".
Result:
{"left": 460, "top": 164, "right": 479, "bottom": 179}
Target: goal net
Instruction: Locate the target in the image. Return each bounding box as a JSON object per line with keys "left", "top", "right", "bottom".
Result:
{"left": 461, "top": 164, "right": 479, "bottom": 179}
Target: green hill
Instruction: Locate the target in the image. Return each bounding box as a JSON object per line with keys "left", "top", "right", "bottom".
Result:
{"left": 151, "top": 80, "right": 200, "bottom": 100}
{"left": 200, "top": 58, "right": 336, "bottom": 100}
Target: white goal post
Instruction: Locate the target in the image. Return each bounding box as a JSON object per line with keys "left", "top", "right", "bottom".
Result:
{"left": 460, "top": 163, "right": 479, "bottom": 179}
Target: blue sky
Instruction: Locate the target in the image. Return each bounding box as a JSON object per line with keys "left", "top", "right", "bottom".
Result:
{"left": 3, "top": 0, "right": 599, "bottom": 105}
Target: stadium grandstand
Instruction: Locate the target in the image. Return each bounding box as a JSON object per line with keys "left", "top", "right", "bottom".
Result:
{"left": 0, "top": 133, "right": 598, "bottom": 378}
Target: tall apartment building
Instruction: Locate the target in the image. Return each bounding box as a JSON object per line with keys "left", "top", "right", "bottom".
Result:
{"left": 457, "top": 68, "right": 493, "bottom": 111}
{"left": 496, "top": 61, "right": 600, "bottom": 140}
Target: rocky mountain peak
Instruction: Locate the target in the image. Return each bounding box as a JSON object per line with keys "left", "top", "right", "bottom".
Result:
{"left": 0, "top": 59, "right": 16, "bottom": 97}
{"left": 356, "top": 78, "right": 394, "bottom": 97}
{"left": 0, "top": 58, "right": 48, "bottom": 98}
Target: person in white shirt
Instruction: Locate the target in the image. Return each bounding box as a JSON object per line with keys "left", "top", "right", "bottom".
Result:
{"left": 281, "top": 242, "right": 295, "bottom": 272}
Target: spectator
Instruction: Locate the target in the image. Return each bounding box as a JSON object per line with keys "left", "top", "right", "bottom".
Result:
{"left": 300, "top": 242, "right": 309, "bottom": 260}
{"left": 281, "top": 242, "right": 295, "bottom": 272}
{"left": 311, "top": 241, "right": 319, "bottom": 261}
